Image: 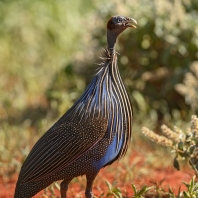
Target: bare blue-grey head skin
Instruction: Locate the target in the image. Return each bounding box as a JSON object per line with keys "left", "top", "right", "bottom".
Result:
{"left": 14, "top": 16, "right": 137, "bottom": 198}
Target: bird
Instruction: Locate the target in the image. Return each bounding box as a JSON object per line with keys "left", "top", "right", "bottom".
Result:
{"left": 14, "top": 15, "right": 137, "bottom": 198}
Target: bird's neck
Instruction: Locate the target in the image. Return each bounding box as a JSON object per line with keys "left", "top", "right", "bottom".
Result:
{"left": 107, "top": 29, "right": 118, "bottom": 55}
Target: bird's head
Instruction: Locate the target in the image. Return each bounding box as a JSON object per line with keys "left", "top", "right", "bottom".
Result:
{"left": 106, "top": 15, "right": 137, "bottom": 51}
{"left": 107, "top": 15, "right": 137, "bottom": 36}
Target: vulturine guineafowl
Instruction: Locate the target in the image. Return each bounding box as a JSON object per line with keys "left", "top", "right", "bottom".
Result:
{"left": 14, "top": 15, "right": 137, "bottom": 198}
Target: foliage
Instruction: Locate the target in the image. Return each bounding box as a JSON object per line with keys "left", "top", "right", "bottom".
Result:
{"left": 0, "top": 0, "right": 92, "bottom": 178}
{"left": 101, "top": 174, "right": 198, "bottom": 198}
{"left": 142, "top": 115, "right": 198, "bottom": 173}
{"left": 131, "top": 184, "right": 152, "bottom": 198}
{"left": 142, "top": 115, "right": 198, "bottom": 197}
{"left": 0, "top": 0, "right": 92, "bottom": 122}
{"left": 182, "top": 175, "right": 198, "bottom": 198}
{"left": 102, "top": 177, "right": 198, "bottom": 197}
{"left": 175, "top": 61, "right": 198, "bottom": 113}
{"left": 102, "top": 181, "right": 123, "bottom": 198}
{"left": 1, "top": 0, "right": 198, "bottom": 127}
{"left": 1, "top": 0, "right": 198, "bottom": 197}
{"left": 77, "top": 0, "right": 198, "bottom": 125}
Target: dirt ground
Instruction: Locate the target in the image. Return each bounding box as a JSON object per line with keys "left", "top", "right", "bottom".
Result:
{"left": 1, "top": 151, "right": 194, "bottom": 198}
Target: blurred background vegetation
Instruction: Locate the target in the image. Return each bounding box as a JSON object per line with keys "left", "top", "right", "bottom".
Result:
{"left": 1, "top": 0, "right": 198, "bottom": 186}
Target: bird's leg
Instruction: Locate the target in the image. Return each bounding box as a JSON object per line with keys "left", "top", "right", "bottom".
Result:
{"left": 60, "top": 178, "right": 72, "bottom": 198}
{"left": 85, "top": 172, "right": 98, "bottom": 198}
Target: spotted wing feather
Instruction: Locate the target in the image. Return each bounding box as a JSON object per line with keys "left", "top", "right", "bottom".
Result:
{"left": 19, "top": 117, "right": 107, "bottom": 183}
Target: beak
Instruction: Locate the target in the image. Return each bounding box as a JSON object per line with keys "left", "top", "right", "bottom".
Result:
{"left": 126, "top": 17, "right": 137, "bottom": 28}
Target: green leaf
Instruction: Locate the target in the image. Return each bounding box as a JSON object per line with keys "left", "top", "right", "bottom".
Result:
{"left": 106, "top": 192, "right": 113, "bottom": 197}
{"left": 105, "top": 180, "right": 112, "bottom": 191}
{"left": 131, "top": 184, "right": 137, "bottom": 195}
{"left": 183, "top": 191, "right": 190, "bottom": 197}
{"left": 173, "top": 156, "right": 180, "bottom": 170}
{"left": 136, "top": 185, "right": 149, "bottom": 195}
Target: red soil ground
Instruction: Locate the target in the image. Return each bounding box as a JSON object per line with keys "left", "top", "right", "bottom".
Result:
{"left": 1, "top": 151, "right": 194, "bottom": 198}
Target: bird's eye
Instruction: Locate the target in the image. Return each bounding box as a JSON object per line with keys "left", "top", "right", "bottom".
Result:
{"left": 117, "top": 18, "right": 122, "bottom": 23}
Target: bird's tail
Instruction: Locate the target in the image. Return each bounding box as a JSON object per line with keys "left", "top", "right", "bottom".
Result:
{"left": 14, "top": 175, "right": 55, "bottom": 198}
{"left": 14, "top": 182, "right": 28, "bottom": 198}
{"left": 14, "top": 180, "right": 46, "bottom": 198}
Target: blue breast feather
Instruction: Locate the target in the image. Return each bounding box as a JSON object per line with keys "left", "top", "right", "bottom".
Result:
{"left": 94, "top": 134, "right": 124, "bottom": 170}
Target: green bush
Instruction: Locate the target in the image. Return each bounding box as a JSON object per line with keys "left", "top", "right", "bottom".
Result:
{"left": 77, "top": 0, "right": 198, "bottom": 125}
{"left": 1, "top": 0, "right": 198, "bottom": 127}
